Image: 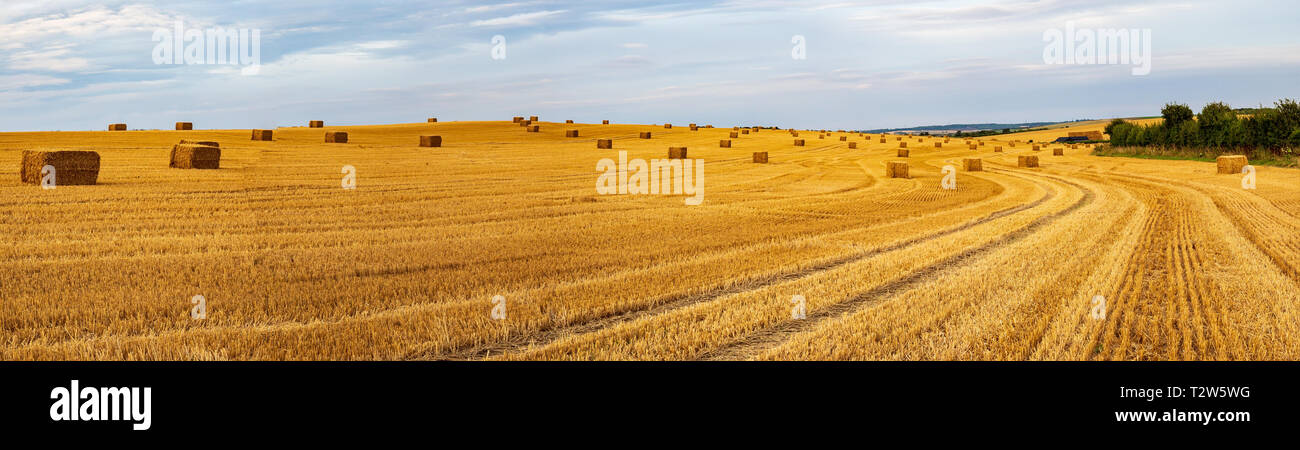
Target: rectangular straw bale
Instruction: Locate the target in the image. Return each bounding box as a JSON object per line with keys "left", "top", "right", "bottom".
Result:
{"left": 325, "top": 131, "right": 349, "bottom": 143}
{"left": 170, "top": 144, "right": 221, "bottom": 169}
{"left": 565, "top": 130, "right": 579, "bottom": 137}
{"left": 668, "top": 147, "right": 688, "bottom": 159}
{"left": 1018, "top": 155, "right": 1039, "bottom": 167}
{"left": 21, "top": 151, "right": 100, "bottom": 185}
{"left": 885, "top": 161, "right": 909, "bottom": 178}
{"left": 719, "top": 139, "right": 732, "bottom": 148}
{"left": 251, "top": 129, "right": 273, "bottom": 141}
{"left": 420, "top": 136, "right": 443, "bottom": 147}
{"left": 309, "top": 120, "right": 324, "bottom": 128}
{"left": 1216, "top": 155, "right": 1247, "bottom": 174}
{"left": 597, "top": 139, "right": 613, "bottom": 149}
{"left": 962, "top": 158, "right": 982, "bottom": 171}
{"left": 752, "top": 152, "right": 768, "bottom": 163}
{"left": 175, "top": 122, "right": 193, "bottom": 130}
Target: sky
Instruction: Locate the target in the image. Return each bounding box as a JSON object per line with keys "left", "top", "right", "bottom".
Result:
{"left": 1, "top": 0, "right": 1298, "bottom": 132}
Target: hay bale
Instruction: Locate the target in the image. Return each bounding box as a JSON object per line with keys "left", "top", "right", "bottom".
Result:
{"left": 848, "top": 142, "right": 857, "bottom": 149}
{"left": 886, "top": 161, "right": 909, "bottom": 178}
{"left": 668, "top": 147, "right": 688, "bottom": 159}
{"left": 900, "top": 142, "right": 908, "bottom": 149}
{"left": 527, "top": 125, "right": 540, "bottom": 132}
{"left": 108, "top": 124, "right": 127, "bottom": 131}
{"left": 1032, "top": 145, "right": 1041, "bottom": 151}
{"left": 178, "top": 139, "right": 220, "bottom": 147}
{"left": 170, "top": 144, "right": 221, "bottom": 169}
{"left": 513, "top": 117, "right": 524, "bottom": 123}
{"left": 794, "top": 139, "right": 805, "bottom": 146}
{"left": 21, "top": 151, "right": 100, "bottom": 185}
{"left": 791, "top": 131, "right": 799, "bottom": 137}
{"left": 420, "top": 136, "right": 443, "bottom": 147}
{"left": 664, "top": 124, "right": 673, "bottom": 129}
{"left": 251, "top": 129, "right": 273, "bottom": 141}
{"left": 1053, "top": 148, "right": 1064, "bottom": 156}
{"left": 690, "top": 125, "right": 699, "bottom": 131}
{"left": 428, "top": 118, "right": 438, "bottom": 123}
{"left": 839, "top": 136, "right": 847, "bottom": 141}
{"left": 980, "top": 141, "right": 985, "bottom": 146}
{"left": 819, "top": 134, "right": 825, "bottom": 139}
{"left": 1018, "top": 155, "right": 1039, "bottom": 167}
{"left": 565, "top": 119, "right": 574, "bottom": 124}
{"left": 1217, "top": 155, "right": 1248, "bottom": 174}
{"left": 325, "top": 131, "right": 349, "bottom": 143}
{"left": 529, "top": 116, "right": 539, "bottom": 122}
{"left": 935, "top": 142, "right": 942, "bottom": 148}
{"left": 730, "top": 132, "right": 739, "bottom": 138}
{"left": 519, "top": 120, "right": 532, "bottom": 127}
{"left": 962, "top": 158, "right": 982, "bottom": 171}
{"left": 880, "top": 138, "right": 887, "bottom": 144}
{"left": 897, "top": 149, "right": 910, "bottom": 157}
{"left": 175, "top": 122, "right": 193, "bottom": 131}
{"left": 602, "top": 120, "right": 610, "bottom": 125}
{"left": 597, "top": 139, "right": 613, "bottom": 149}
{"left": 565, "top": 130, "right": 579, "bottom": 138}
{"left": 640, "top": 132, "right": 652, "bottom": 139}
{"left": 720, "top": 139, "right": 732, "bottom": 148}
{"left": 309, "top": 120, "right": 324, "bottom": 128}
{"left": 994, "top": 146, "right": 1003, "bottom": 152}
{"left": 753, "top": 152, "right": 769, "bottom": 163}
{"left": 1009, "top": 142, "right": 1016, "bottom": 147}
{"left": 896, "top": 137, "right": 903, "bottom": 141}
{"left": 969, "top": 144, "right": 977, "bottom": 150}
{"left": 741, "top": 129, "right": 750, "bottom": 135}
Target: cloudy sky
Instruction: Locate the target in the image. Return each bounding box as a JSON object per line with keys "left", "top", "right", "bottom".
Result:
{"left": 1, "top": 0, "right": 1297, "bottom": 132}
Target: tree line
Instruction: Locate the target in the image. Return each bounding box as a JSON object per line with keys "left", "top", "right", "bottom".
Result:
{"left": 1106, "top": 99, "right": 1300, "bottom": 153}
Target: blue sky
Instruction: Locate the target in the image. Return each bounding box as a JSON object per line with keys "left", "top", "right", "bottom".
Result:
{"left": 1, "top": 0, "right": 1297, "bottom": 132}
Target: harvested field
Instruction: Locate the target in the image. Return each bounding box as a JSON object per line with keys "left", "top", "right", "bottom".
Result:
{"left": 2, "top": 119, "right": 1299, "bottom": 362}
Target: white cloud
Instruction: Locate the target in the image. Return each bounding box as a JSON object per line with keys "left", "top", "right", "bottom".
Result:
{"left": 470, "top": 10, "right": 567, "bottom": 27}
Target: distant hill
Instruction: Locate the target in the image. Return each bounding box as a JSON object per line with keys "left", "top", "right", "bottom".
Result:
{"left": 865, "top": 120, "right": 1092, "bottom": 135}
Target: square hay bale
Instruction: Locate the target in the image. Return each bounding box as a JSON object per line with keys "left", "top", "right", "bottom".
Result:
{"left": 1009, "top": 142, "right": 1016, "bottom": 147}
{"left": 529, "top": 116, "right": 539, "bottom": 122}
{"left": 170, "top": 144, "right": 221, "bottom": 169}
{"left": 880, "top": 138, "right": 887, "bottom": 143}
{"left": 597, "top": 139, "right": 613, "bottom": 149}
{"left": 730, "top": 132, "right": 739, "bottom": 138}
{"left": 896, "top": 137, "right": 903, "bottom": 141}
{"left": 519, "top": 120, "right": 532, "bottom": 127}
{"left": 980, "top": 141, "right": 985, "bottom": 146}
{"left": 848, "top": 142, "right": 858, "bottom": 149}
{"left": 1053, "top": 148, "right": 1064, "bottom": 156}
{"left": 969, "top": 144, "right": 977, "bottom": 150}
{"left": 791, "top": 131, "right": 799, "bottom": 137}
{"left": 819, "top": 135, "right": 825, "bottom": 139}
{"left": 21, "top": 151, "right": 100, "bottom": 185}
{"left": 178, "top": 139, "right": 220, "bottom": 147}
{"left": 900, "top": 142, "right": 908, "bottom": 148}
{"left": 994, "top": 146, "right": 1003, "bottom": 152}
{"left": 527, "top": 125, "right": 540, "bottom": 132}
{"left": 1018, "top": 155, "right": 1039, "bottom": 167}
{"left": 668, "top": 147, "right": 688, "bottom": 159}
{"left": 428, "top": 118, "right": 438, "bottom": 123}
{"left": 690, "top": 125, "right": 699, "bottom": 131}
{"left": 1070, "top": 144, "right": 1078, "bottom": 150}
{"left": 175, "top": 122, "right": 193, "bottom": 130}
{"left": 565, "top": 129, "right": 579, "bottom": 138}
{"left": 420, "top": 136, "right": 443, "bottom": 147}
{"left": 565, "top": 119, "right": 574, "bottom": 124}
{"left": 640, "top": 132, "right": 652, "bottom": 139}
{"left": 251, "top": 129, "right": 273, "bottom": 141}
{"left": 720, "top": 139, "right": 732, "bottom": 148}
{"left": 325, "top": 131, "right": 349, "bottom": 143}
{"left": 108, "top": 124, "right": 127, "bottom": 131}
{"left": 741, "top": 129, "right": 750, "bottom": 135}
{"left": 753, "top": 152, "right": 769, "bottom": 163}
{"left": 794, "top": 139, "right": 805, "bottom": 146}
{"left": 1032, "top": 145, "right": 1041, "bottom": 151}
{"left": 1217, "top": 155, "right": 1248, "bottom": 174}
{"left": 935, "top": 142, "right": 942, "bottom": 148}
{"left": 309, "top": 120, "right": 324, "bottom": 128}
{"left": 664, "top": 124, "right": 673, "bottom": 129}
{"left": 689, "top": 123, "right": 697, "bottom": 128}
{"left": 962, "top": 158, "right": 982, "bottom": 171}
{"left": 886, "top": 161, "right": 910, "bottom": 178}
{"left": 602, "top": 120, "right": 610, "bottom": 124}
{"left": 513, "top": 117, "right": 524, "bottom": 123}
{"left": 839, "top": 136, "right": 847, "bottom": 141}
{"left": 897, "top": 149, "right": 910, "bottom": 157}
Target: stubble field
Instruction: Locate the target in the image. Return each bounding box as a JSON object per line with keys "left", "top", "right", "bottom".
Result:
{"left": 3, "top": 118, "right": 1299, "bottom": 360}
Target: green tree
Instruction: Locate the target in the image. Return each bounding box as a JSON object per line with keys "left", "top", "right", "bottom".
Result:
{"left": 1162, "top": 103, "right": 1194, "bottom": 128}
{"left": 1104, "top": 119, "right": 1127, "bottom": 137}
